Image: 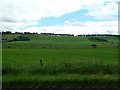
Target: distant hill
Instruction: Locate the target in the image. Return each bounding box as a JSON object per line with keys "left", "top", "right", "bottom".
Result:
{"left": 2, "top": 34, "right": 119, "bottom": 48}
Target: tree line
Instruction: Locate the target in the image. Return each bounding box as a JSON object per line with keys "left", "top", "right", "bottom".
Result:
{"left": 0, "top": 31, "right": 120, "bottom": 37}
{"left": 1, "top": 31, "right": 38, "bottom": 34}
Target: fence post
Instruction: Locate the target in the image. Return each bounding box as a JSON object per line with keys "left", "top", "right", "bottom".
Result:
{"left": 40, "top": 59, "right": 43, "bottom": 66}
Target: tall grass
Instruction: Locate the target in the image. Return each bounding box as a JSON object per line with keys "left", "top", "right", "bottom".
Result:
{"left": 2, "top": 48, "right": 118, "bottom": 88}
{"left": 2, "top": 59, "right": 118, "bottom": 75}
{"left": 3, "top": 48, "right": 118, "bottom": 75}
{"left": 3, "top": 74, "right": 118, "bottom": 88}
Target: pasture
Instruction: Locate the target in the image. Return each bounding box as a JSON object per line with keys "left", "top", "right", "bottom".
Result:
{"left": 2, "top": 35, "right": 118, "bottom": 48}
{"left": 2, "top": 35, "right": 119, "bottom": 88}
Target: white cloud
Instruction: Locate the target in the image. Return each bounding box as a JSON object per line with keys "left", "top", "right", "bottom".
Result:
{"left": 0, "top": 0, "right": 118, "bottom": 34}
{"left": 17, "top": 21, "right": 118, "bottom": 35}
{"left": 85, "top": 2, "right": 118, "bottom": 20}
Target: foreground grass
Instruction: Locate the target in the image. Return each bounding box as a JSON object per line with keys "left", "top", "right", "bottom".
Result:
{"left": 2, "top": 48, "right": 118, "bottom": 88}
{"left": 3, "top": 74, "right": 118, "bottom": 88}
{"left": 3, "top": 48, "right": 118, "bottom": 74}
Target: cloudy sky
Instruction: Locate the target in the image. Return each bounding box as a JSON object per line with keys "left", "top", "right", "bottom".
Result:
{"left": 0, "top": 0, "right": 119, "bottom": 35}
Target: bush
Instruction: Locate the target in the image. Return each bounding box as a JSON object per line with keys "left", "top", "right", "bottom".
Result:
{"left": 13, "top": 36, "right": 30, "bottom": 41}
{"left": 88, "top": 38, "right": 108, "bottom": 42}
{"left": 91, "top": 44, "right": 97, "bottom": 48}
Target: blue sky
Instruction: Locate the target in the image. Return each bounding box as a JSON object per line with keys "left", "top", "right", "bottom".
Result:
{"left": 20, "top": 9, "right": 95, "bottom": 28}
{"left": 0, "top": 0, "right": 119, "bottom": 35}
{"left": 39, "top": 9, "right": 93, "bottom": 26}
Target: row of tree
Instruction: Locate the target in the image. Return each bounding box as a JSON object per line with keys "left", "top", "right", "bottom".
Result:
{"left": 1, "top": 31, "right": 38, "bottom": 34}
{"left": 40, "top": 33, "right": 74, "bottom": 36}
{"left": 1, "top": 31, "right": 120, "bottom": 37}
{"left": 77, "top": 34, "right": 120, "bottom": 37}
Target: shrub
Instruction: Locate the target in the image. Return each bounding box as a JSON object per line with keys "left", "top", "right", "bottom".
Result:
{"left": 88, "top": 38, "right": 108, "bottom": 42}
{"left": 13, "top": 36, "right": 30, "bottom": 41}
{"left": 91, "top": 44, "right": 97, "bottom": 48}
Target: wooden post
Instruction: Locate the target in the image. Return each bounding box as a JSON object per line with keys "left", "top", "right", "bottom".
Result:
{"left": 40, "top": 59, "right": 42, "bottom": 66}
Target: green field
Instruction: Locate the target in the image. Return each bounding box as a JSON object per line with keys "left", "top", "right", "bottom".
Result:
{"left": 2, "top": 35, "right": 118, "bottom": 48}
{"left": 2, "top": 35, "right": 119, "bottom": 88}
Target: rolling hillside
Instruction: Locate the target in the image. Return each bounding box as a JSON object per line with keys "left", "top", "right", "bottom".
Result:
{"left": 2, "top": 34, "right": 119, "bottom": 48}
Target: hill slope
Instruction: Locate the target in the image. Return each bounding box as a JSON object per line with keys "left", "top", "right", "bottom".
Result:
{"left": 2, "top": 34, "right": 118, "bottom": 48}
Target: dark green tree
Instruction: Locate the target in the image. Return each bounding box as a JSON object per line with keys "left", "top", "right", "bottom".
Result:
{"left": 13, "top": 36, "right": 30, "bottom": 41}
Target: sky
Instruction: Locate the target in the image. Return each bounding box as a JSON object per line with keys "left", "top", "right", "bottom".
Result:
{"left": 0, "top": 0, "right": 119, "bottom": 35}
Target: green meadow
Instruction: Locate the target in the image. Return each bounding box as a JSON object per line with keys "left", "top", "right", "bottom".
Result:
{"left": 2, "top": 35, "right": 118, "bottom": 48}
{"left": 2, "top": 35, "right": 119, "bottom": 88}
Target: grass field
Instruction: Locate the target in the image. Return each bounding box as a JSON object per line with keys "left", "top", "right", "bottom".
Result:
{"left": 2, "top": 35, "right": 119, "bottom": 88}
{"left": 2, "top": 35, "right": 118, "bottom": 48}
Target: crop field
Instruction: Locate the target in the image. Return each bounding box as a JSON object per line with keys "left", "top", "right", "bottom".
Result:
{"left": 2, "top": 35, "right": 119, "bottom": 88}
